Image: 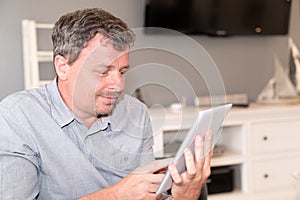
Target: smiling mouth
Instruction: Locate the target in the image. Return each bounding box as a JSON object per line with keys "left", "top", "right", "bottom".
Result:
{"left": 103, "top": 96, "right": 118, "bottom": 100}
{"left": 99, "top": 95, "right": 120, "bottom": 105}
{"left": 96, "top": 91, "right": 122, "bottom": 104}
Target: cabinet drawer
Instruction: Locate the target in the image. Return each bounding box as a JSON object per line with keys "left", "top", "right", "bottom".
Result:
{"left": 252, "top": 156, "right": 300, "bottom": 192}
{"left": 251, "top": 120, "right": 300, "bottom": 154}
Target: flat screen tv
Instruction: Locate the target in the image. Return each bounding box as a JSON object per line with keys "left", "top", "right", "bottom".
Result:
{"left": 144, "top": 0, "right": 291, "bottom": 36}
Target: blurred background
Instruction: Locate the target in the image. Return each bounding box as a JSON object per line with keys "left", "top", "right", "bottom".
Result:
{"left": 1, "top": 0, "right": 300, "bottom": 106}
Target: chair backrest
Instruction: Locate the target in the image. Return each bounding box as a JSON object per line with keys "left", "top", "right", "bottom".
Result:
{"left": 22, "top": 19, "right": 54, "bottom": 89}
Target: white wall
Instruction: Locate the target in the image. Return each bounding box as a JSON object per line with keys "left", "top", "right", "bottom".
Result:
{"left": 0, "top": 0, "right": 299, "bottom": 106}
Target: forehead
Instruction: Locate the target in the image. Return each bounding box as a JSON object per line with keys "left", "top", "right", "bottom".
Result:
{"left": 82, "top": 35, "right": 129, "bottom": 67}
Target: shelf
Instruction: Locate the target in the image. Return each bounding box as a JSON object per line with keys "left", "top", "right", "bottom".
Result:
{"left": 208, "top": 188, "right": 297, "bottom": 200}
{"left": 208, "top": 189, "right": 245, "bottom": 200}
{"left": 211, "top": 151, "right": 245, "bottom": 167}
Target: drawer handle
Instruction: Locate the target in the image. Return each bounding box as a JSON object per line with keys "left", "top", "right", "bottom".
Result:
{"left": 263, "top": 136, "right": 268, "bottom": 141}
{"left": 264, "top": 174, "right": 269, "bottom": 179}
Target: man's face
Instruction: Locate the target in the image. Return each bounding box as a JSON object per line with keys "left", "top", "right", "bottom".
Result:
{"left": 60, "top": 34, "right": 130, "bottom": 118}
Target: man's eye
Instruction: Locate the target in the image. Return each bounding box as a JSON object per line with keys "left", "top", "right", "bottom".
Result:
{"left": 102, "top": 70, "right": 109, "bottom": 75}
{"left": 120, "top": 70, "right": 126, "bottom": 75}
{"left": 96, "top": 69, "right": 109, "bottom": 76}
{"left": 120, "top": 68, "right": 129, "bottom": 75}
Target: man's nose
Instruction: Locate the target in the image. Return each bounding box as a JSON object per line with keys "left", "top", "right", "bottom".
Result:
{"left": 107, "top": 70, "right": 124, "bottom": 89}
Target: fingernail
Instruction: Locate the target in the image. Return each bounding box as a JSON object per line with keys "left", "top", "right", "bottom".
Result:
{"left": 196, "top": 135, "right": 203, "bottom": 146}
{"left": 206, "top": 130, "right": 213, "bottom": 139}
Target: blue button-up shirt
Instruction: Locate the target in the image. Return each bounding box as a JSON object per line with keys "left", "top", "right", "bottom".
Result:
{"left": 0, "top": 79, "right": 154, "bottom": 200}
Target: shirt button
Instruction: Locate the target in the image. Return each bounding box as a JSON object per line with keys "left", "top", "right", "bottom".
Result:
{"left": 124, "top": 156, "right": 128, "bottom": 161}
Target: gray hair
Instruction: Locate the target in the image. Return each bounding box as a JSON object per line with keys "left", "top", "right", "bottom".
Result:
{"left": 52, "top": 8, "right": 135, "bottom": 64}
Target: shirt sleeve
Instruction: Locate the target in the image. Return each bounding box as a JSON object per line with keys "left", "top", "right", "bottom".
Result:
{"left": 0, "top": 106, "right": 39, "bottom": 200}
{"left": 139, "top": 108, "right": 155, "bottom": 166}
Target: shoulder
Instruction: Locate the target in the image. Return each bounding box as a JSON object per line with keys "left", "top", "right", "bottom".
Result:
{"left": 0, "top": 87, "right": 48, "bottom": 114}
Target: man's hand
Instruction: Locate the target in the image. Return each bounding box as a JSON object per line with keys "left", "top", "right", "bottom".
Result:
{"left": 114, "top": 158, "right": 173, "bottom": 200}
{"left": 113, "top": 172, "right": 163, "bottom": 200}
{"left": 78, "top": 158, "right": 173, "bottom": 200}
{"left": 168, "top": 131, "right": 213, "bottom": 200}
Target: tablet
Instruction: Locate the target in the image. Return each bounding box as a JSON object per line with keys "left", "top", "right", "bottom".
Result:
{"left": 156, "top": 104, "right": 232, "bottom": 194}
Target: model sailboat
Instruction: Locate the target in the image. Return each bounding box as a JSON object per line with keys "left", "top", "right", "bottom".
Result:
{"left": 257, "top": 54, "right": 299, "bottom": 104}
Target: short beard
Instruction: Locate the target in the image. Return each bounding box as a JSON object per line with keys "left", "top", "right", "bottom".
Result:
{"left": 95, "top": 95, "right": 121, "bottom": 118}
{"left": 94, "top": 91, "right": 122, "bottom": 117}
{"left": 95, "top": 104, "right": 115, "bottom": 118}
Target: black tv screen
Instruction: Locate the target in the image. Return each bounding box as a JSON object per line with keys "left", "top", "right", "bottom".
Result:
{"left": 144, "top": 0, "right": 291, "bottom": 36}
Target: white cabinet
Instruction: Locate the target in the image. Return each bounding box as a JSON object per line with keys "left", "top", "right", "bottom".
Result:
{"left": 250, "top": 118, "right": 300, "bottom": 197}
{"left": 252, "top": 156, "right": 300, "bottom": 192}
{"left": 149, "top": 104, "right": 300, "bottom": 199}
{"left": 251, "top": 120, "right": 300, "bottom": 155}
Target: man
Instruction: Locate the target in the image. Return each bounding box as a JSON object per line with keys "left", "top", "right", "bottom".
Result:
{"left": 0, "top": 8, "right": 212, "bottom": 199}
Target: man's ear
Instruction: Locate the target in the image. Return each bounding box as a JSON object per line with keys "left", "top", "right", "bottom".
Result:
{"left": 54, "top": 55, "right": 69, "bottom": 80}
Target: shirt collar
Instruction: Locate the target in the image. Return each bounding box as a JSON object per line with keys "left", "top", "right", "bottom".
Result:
{"left": 46, "top": 77, "right": 75, "bottom": 128}
{"left": 45, "top": 78, "right": 122, "bottom": 132}
{"left": 99, "top": 116, "right": 110, "bottom": 130}
{"left": 91, "top": 116, "right": 121, "bottom": 132}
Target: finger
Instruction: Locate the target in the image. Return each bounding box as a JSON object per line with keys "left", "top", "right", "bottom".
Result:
{"left": 203, "top": 145, "right": 213, "bottom": 171}
{"left": 203, "top": 151, "right": 212, "bottom": 170}
{"left": 146, "top": 193, "right": 160, "bottom": 200}
{"left": 184, "top": 148, "right": 196, "bottom": 179}
{"left": 203, "top": 131, "right": 214, "bottom": 171}
{"left": 204, "top": 130, "right": 213, "bottom": 157}
{"left": 195, "top": 135, "right": 204, "bottom": 163}
{"left": 147, "top": 174, "right": 165, "bottom": 184}
{"left": 168, "top": 164, "right": 182, "bottom": 184}
{"left": 135, "top": 173, "right": 165, "bottom": 184}
{"left": 134, "top": 157, "right": 174, "bottom": 173}
{"left": 148, "top": 183, "right": 160, "bottom": 193}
